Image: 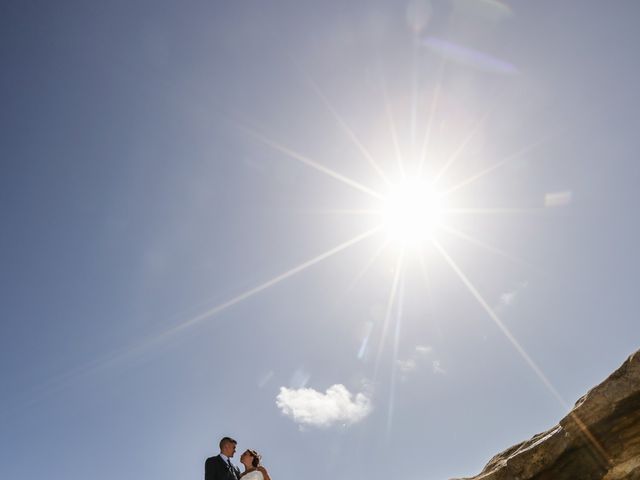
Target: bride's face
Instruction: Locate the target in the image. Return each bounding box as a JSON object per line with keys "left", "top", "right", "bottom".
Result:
{"left": 240, "top": 451, "right": 254, "bottom": 467}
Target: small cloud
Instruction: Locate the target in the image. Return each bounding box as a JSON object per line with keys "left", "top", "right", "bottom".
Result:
{"left": 500, "top": 291, "right": 517, "bottom": 307}
{"left": 496, "top": 281, "right": 529, "bottom": 311}
{"left": 396, "top": 345, "right": 437, "bottom": 380}
{"left": 415, "top": 345, "right": 433, "bottom": 355}
{"left": 544, "top": 191, "right": 572, "bottom": 207}
{"left": 396, "top": 359, "right": 417, "bottom": 373}
{"left": 276, "top": 384, "right": 372, "bottom": 428}
{"left": 432, "top": 360, "right": 445, "bottom": 375}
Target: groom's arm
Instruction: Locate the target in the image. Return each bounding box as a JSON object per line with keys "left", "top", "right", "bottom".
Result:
{"left": 205, "top": 457, "right": 216, "bottom": 480}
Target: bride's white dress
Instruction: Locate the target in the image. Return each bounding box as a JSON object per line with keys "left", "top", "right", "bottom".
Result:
{"left": 242, "top": 470, "right": 263, "bottom": 480}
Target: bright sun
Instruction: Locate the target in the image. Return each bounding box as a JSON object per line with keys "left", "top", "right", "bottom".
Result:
{"left": 381, "top": 177, "right": 446, "bottom": 246}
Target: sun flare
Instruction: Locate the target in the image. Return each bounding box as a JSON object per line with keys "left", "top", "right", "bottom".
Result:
{"left": 227, "top": 52, "right": 565, "bottom": 429}
{"left": 381, "top": 177, "right": 446, "bottom": 246}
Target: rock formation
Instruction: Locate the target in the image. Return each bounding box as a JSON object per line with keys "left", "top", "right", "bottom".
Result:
{"left": 452, "top": 349, "right": 640, "bottom": 480}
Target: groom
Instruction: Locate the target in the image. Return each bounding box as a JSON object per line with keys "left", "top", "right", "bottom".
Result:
{"left": 205, "top": 436, "right": 241, "bottom": 480}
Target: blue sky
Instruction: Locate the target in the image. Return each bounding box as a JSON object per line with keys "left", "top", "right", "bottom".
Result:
{"left": 1, "top": 1, "right": 639, "bottom": 479}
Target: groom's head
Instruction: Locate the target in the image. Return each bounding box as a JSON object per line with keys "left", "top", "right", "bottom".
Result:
{"left": 219, "top": 437, "right": 237, "bottom": 457}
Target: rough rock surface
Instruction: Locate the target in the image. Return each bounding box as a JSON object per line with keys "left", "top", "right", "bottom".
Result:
{"left": 452, "top": 349, "right": 640, "bottom": 480}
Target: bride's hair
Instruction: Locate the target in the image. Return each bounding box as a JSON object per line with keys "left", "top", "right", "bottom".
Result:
{"left": 246, "top": 449, "right": 261, "bottom": 468}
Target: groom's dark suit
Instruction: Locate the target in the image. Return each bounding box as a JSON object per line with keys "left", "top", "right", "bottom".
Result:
{"left": 205, "top": 454, "right": 241, "bottom": 480}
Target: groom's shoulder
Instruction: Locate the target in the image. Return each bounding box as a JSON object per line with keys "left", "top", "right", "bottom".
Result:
{"left": 205, "top": 455, "right": 221, "bottom": 464}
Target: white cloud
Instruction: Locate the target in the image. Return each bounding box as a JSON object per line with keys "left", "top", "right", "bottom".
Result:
{"left": 396, "top": 345, "right": 442, "bottom": 380}
{"left": 544, "top": 190, "right": 573, "bottom": 207}
{"left": 415, "top": 345, "right": 433, "bottom": 355}
{"left": 276, "top": 384, "right": 372, "bottom": 428}
{"left": 496, "top": 281, "right": 529, "bottom": 311}
{"left": 396, "top": 358, "right": 417, "bottom": 372}
{"left": 500, "top": 291, "right": 517, "bottom": 307}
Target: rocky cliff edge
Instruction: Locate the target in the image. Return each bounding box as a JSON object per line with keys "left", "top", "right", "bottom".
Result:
{"left": 451, "top": 349, "right": 640, "bottom": 480}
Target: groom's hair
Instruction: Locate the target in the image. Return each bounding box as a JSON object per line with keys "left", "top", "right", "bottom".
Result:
{"left": 219, "top": 437, "right": 237, "bottom": 450}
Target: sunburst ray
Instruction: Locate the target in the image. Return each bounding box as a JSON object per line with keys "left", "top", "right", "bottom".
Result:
{"left": 433, "top": 240, "right": 612, "bottom": 467}
{"left": 418, "top": 249, "right": 445, "bottom": 344}
{"left": 445, "top": 207, "right": 545, "bottom": 215}
{"left": 442, "top": 137, "right": 550, "bottom": 196}
{"left": 387, "top": 271, "right": 405, "bottom": 436}
{"left": 305, "top": 77, "right": 392, "bottom": 186}
{"left": 418, "top": 60, "right": 446, "bottom": 177}
{"left": 440, "top": 224, "right": 541, "bottom": 273}
{"left": 382, "top": 78, "right": 406, "bottom": 179}
{"left": 294, "top": 208, "right": 382, "bottom": 217}
{"left": 347, "top": 238, "right": 390, "bottom": 292}
{"left": 410, "top": 39, "right": 419, "bottom": 152}
{"left": 432, "top": 240, "right": 566, "bottom": 406}
{"left": 163, "top": 226, "right": 383, "bottom": 337}
{"left": 433, "top": 240, "right": 611, "bottom": 465}
{"left": 431, "top": 109, "right": 492, "bottom": 185}
{"left": 32, "top": 226, "right": 384, "bottom": 400}
{"left": 240, "top": 124, "right": 384, "bottom": 200}
{"left": 374, "top": 251, "right": 405, "bottom": 382}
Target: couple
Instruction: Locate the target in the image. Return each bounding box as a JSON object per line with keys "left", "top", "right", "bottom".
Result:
{"left": 205, "top": 436, "right": 272, "bottom": 480}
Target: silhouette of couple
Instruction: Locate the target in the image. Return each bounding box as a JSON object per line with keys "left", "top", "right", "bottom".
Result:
{"left": 205, "top": 437, "right": 272, "bottom": 480}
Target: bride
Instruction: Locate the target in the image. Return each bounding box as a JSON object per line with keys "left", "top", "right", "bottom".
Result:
{"left": 239, "top": 449, "right": 271, "bottom": 480}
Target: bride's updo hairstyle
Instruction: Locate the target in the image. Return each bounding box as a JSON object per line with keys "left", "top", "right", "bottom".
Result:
{"left": 245, "top": 449, "right": 261, "bottom": 468}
